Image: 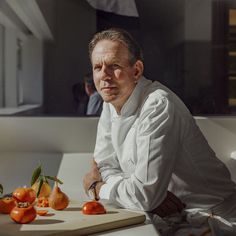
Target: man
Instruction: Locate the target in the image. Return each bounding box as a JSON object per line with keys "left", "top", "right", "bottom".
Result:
{"left": 84, "top": 73, "right": 103, "bottom": 116}
{"left": 83, "top": 28, "right": 236, "bottom": 234}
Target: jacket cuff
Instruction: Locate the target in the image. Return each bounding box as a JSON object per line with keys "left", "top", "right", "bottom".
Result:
{"left": 99, "top": 175, "right": 123, "bottom": 199}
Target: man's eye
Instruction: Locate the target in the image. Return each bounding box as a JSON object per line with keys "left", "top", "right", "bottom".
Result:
{"left": 111, "top": 64, "right": 120, "bottom": 69}
{"left": 94, "top": 66, "right": 101, "bottom": 71}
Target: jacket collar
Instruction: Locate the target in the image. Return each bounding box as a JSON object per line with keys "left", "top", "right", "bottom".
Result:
{"left": 109, "top": 76, "right": 152, "bottom": 117}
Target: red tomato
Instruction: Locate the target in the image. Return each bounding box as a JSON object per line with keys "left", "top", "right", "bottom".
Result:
{"left": 10, "top": 204, "right": 37, "bottom": 224}
{"left": 13, "top": 187, "right": 36, "bottom": 204}
{"left": 37, "top": 210, "right": 48, "bottom": 216}
{"left": 0, "top": 197, "right": 16, "bottom": 214}
{"left": 82, "top": 201, "right": 106, "bottom": 215}
{"left": 37, "top": 197, "right": 49, "bottom": 207}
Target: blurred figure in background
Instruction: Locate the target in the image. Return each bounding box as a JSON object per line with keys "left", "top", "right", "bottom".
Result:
{"left": 72, "top": 82, "right": 88, "bottom": 115}
{"left": 84, "top": 73, "right": 103, "bottom": 116}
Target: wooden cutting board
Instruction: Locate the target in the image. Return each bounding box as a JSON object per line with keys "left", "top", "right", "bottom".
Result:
{"left": 0, "top": 201, "right": 146, "bottom": 236}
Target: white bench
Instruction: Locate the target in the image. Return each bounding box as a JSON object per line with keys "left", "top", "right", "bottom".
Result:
{"left": 0, "top": 116, "right": 236, "bottom": 198}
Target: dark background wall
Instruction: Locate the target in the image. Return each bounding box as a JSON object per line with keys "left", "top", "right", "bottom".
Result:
{"left": 38, "top": 0, "right": 236, "bottom": 116}
{"left": 40, "top": 0, "right": 96, "bottom": 115}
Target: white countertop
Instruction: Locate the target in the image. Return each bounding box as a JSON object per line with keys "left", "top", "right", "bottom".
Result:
{"left": 0, "top": 201, "right": 160, "bottom": 236}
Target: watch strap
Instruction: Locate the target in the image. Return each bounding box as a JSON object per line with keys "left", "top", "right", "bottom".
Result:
{"left": 88, "top": 181, "right": 100, "bottom": 201}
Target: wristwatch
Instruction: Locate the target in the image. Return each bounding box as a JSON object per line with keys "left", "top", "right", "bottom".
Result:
{"left": 88, "top": 181, "right": 100, "bottom": 201}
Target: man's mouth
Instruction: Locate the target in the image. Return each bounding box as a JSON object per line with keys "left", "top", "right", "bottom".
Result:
{"left": 101, "top": 86, "right": 116, "bottom": 91}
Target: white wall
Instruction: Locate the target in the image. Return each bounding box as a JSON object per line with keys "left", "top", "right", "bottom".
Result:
{"left": 0, "top": 24, "right": 4, "bottom": 108}
{"left": 0, "top": 116, "right": 236, "bottom": 199}
{"left": 0, "top": 117, "right": 98, "bottom": 152}
{"left": 0, "top": 117, "right": 98, "bottom": 199}
{"left": 196, "top": 117, "right": 236, "bottom": 183}
{"left": 196, "top": 117, "right": 236, "bottom": 163}
{"left": 4, "top": 27, "right": 18, "bottom": 107}
{"left": 22, "top": 36, "right": 43, "bottom": 104}
{"left": 0, "top": 21, "right": 43, "bottom": 109}
{"left": 0, "top": 116, "right": 236, "bottom": 161}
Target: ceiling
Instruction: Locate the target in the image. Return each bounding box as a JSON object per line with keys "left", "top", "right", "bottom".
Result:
{"left": 0, "top": 0, "right": 186, "bottom": 40}
{"left": 0, "top": 0, "right": 53, "bottom": 40}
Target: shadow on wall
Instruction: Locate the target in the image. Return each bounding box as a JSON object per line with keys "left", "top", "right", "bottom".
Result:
{"left": 56, "top": 153, "right": 94, "bottom": 200}
{"left": 226, "top": 159, "right": 236, "bottom": 184}
{"left": 196, "top": 117, "right": 236, "bottom": 184}
{"left": 0, "top": 152, "right": 94, "bottom": 201}
{"left": 196, "top": 117, "right": 236, "bottom": 163}
{"left": 0, "top": 152, "right": 63, "bottom": 194}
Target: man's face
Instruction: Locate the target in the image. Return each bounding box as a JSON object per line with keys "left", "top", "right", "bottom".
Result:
{"left": 91, "top": 40, "right": 143, "bottom": 113}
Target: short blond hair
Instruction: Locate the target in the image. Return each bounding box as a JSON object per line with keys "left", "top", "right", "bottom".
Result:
{"left": 89, "top": 28, "right": 143, "bottom": 65}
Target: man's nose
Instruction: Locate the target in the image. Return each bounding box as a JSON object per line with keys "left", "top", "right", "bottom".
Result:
{"left": 100, "top": 65, "right": 112, "bottom": 80}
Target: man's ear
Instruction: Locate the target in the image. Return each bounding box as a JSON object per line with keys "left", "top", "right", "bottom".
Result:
{"left": 133, "top": 60, "right": 144, "bottom": 81}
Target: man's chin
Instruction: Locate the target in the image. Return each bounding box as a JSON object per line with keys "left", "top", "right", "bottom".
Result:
{"left": 102, "top": 95, "right": 117, "bottom": 103}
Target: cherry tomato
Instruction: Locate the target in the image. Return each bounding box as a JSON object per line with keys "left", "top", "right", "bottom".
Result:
{"left": 0, "top": 197, "right": 16, "bottom": 214}
{"left": 37, "top": 210, "right": 48, "bottom": 216}
{"left": 37, "top": 197, "right": 49, "bottom": 207}
{"left": 10, "top": 203, "right": 37, "bottom": 224}
{"left": 13, "top": 187, "right": 36, "bottom": 204}
{"left": 82, "top": 201, "right": 106, "bottom": 215}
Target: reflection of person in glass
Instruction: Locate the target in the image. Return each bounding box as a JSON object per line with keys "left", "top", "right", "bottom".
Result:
{"left": 83, "top": 28, "right": 236, "bottom": 233}
{"left": 84, "top": 73, "right": 103, "bottom": 116}
{"left": 72, "top": 82, "right": 88, "bottom": 115}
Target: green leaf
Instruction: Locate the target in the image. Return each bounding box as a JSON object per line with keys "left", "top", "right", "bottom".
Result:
{"left": 31, "top": 165, "right": 42, "bottom": 186}
{"left": 45, "top": 176, "right": 63, "bottom": 184}
{"left": 37, "top": 178, "right": 44, "bottom": 197}
{"left": 0, "top": 184, "right": 3, "bottom": 195}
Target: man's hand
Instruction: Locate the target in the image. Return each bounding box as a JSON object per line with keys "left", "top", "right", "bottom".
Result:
{"left": 151, "top": 191, "right": 186, "bottom": 217}
{"left": 83, "top": 159, "right": 103, "bottom": 195}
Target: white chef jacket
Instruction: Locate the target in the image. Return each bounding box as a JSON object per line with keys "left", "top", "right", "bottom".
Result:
{"left": 94, "top": 76, "right": 236, "bottom": 213}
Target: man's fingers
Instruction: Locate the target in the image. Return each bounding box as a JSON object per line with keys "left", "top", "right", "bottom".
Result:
{"left": 89, "top": 160, "right": 102, "bottom": 181}
{"left": 92, "top": 159, "right": 97, "bottom": 165}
